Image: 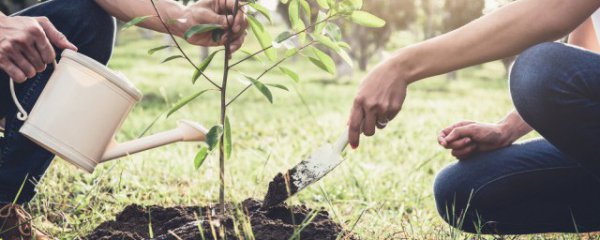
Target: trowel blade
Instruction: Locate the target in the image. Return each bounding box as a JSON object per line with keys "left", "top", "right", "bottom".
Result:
{"left": 262, "top": 130, "right": 348, "bottom": 208}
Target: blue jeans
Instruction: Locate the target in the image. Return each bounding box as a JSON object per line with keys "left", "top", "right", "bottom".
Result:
{"left": 0, "top": 0, "right": 115, "bottom": 204}
{"left": 434, "top": 42, "right": 600, "bottom": 234}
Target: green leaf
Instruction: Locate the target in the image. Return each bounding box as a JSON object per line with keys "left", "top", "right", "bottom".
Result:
{"left": 316, "top": 0, "right": 329, "bottom": 9}
{"left": 337, "top": 41, "right": 351, "bottom": 49}
{"left": 161, "top": 55, "right": 183, "bottom": 63}
{"left": 346, "top": 0, "right": 363, "bottom": 9}
{"left": 309, "top": 57, "right": 328, "bottom": 73}
{"left": 224, "top": 116, "right": 232, "bottom": 158}
{"left": 122, "top": 16, "right": 154, "bottom": 30}
{"left": 314, "top": 11, "right": 328, "bottom": 34}
{"left": 324, "top": 22, "right": 342, "bottom": 41}
{"left": 309, "top": 47, "right": 336, "bottom": 75}
{"left": 192, "top": 50, "right": 222, "bottom": 84}
{"left": 245, "top": 75, "right": 273, "bottom": 103}
{"left": 247, "top": 15, "right": 276, "bottom": 61}
{"left": 350, "top": 11, "right": 385, "bottom": 28}
{"left": 212, "top": 29, "right": 224, "bottom": 42}
{"left": 249, "top": 3, "right": 272, "bottom": 23}
{"left": 194, "top": 146, "right": 209, "bottom": 169}
{"left": 279, "top": 67, "right": 299, "bottom": 82}
{"left": 167, "top": 89, "right": 211, "bottom": 117}
{"left": 206, "top": 125, "right": 224, "bottom": 151}
{"left": 314, "top": 34, "right": 340, "bottom": 52}
{"left": 148, "top": 45, "right": 171, "bottom": 55}
{"left": 289, "top": 0, "right": 300, "bottom": 27}
{"left": 299, "top": 0, "right": 311, "bottom": 25}
{"left": 274, "top": 31, "right": 293, "bottom": 43}
{"left": 184, "top": 24, "right": 222, "bottom": 39}
{"left": 266, "top": 83, "right": 289, "bottom": 91}
{"left": 337, "top": 48, "right": 354, "bottom": 67}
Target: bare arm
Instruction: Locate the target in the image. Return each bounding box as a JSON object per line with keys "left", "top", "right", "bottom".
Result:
{"left": 348, "top": 0, "right": 600, "bottom": 148}
{"left": 568, "top": 17, "right": 600, "bottom": 52}
{"left": 94, "top": 0, "right": 247, "bottom": 50}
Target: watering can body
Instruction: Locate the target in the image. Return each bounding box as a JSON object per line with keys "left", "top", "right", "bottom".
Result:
{"left": 12, "top": 50, "right": 207, "bottom": 173}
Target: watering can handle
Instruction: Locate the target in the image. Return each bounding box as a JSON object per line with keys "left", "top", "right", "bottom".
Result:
{"left": 9, "top": 60, "right": 57, "bottom": 121}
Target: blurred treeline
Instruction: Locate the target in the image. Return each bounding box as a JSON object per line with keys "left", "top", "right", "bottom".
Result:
{"left": 2, "top": 0, "right": 509, "bottom": 75}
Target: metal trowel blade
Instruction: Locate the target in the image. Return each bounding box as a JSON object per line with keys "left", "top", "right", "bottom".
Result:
{"left": 262, "top": 130, "right": 349, "bottom": 208}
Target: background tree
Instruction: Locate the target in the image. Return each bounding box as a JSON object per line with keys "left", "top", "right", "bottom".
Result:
{"left": 442, "top": 0, "right": 484, "bottom": 80}
{"left": 340, "top": 0, "right": 416, "bottom": 71}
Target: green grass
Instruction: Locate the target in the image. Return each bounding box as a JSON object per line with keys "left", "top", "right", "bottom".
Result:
{"left": 25, "top": 31, "right": 594, "bottom": 239}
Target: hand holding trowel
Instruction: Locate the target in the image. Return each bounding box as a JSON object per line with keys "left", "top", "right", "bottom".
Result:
{"left": 262, "top": 129, "right": 349, "bottom": 209}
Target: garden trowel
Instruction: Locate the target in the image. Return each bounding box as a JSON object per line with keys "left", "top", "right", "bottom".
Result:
{"left": 262, "top": 129, "right": 349, "bottom": 209}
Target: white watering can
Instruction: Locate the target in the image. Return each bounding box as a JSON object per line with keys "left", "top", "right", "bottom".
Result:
{"left": 5, "top": 49, "right": 207, "bottom": 173}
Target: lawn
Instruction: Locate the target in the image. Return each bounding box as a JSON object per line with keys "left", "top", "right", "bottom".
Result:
{"left": 25, "top": 31, "right": 589, "bottom": 239}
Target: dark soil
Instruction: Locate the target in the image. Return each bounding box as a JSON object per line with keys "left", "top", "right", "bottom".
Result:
{"left": 86, "top": 198, "right": 356, "bottom": 240}
{"left": 262, "top": 168, "right": 299, "bottom": 209}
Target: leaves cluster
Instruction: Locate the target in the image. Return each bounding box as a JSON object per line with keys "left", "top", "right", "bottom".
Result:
{"left": 124, "top": 0, "right": 384, "bottom": 170}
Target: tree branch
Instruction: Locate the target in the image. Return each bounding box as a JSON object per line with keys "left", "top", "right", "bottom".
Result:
{"left": 149, "top": 0, "right": 221, "bottom": 89}
{"left": 229, "top": 15, "right": 335, "bottom": 68}
{"left": 226, "top": 41, "right": 315, "bottom": 107}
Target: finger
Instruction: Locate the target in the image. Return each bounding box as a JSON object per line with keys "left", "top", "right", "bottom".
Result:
{"left": 348, "top": 101, "right": 364, "bottom": 149}
{"left": 217, "top": 0, "right": 236, "bottom": 13}
{"left": 452, "top": 144, "right": 478, "bottom": 160}
{"left": 441, "top": 121, "right": 474, "bottom": 136}
{"left": 363, "top": 107, "right": 377, "bottom": 136}
{"left": 446, "top": 137, "right": 472, "bottom": 150}
{"left": 444, "top": 125, "right": 475, "bottom": 143}
{"left": 37, "top": 17, "right": 77, "bottom": 51}
{"left": 34, "top": 35, "right": 56, "bottom": 64}
{"left": 2, "top": 59, "right": 27, "bottom": 83}
{"left": 232, "top": 10, "right": 245, "bottom": 33}
{"left": 230, "top": 32, "right": 246, "bottom": 52}
{"left": 10, "top": 54, "right": 36, "bottom": 79}
{"left": 20, "top": 43, "right": 45, "bottom": 72}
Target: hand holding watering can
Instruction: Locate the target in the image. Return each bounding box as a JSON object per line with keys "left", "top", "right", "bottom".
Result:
{"left": 6, "top": 49, "right": 208, "bottom": 173}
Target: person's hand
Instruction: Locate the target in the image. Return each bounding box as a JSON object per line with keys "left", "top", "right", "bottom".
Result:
{"left": 177, "top": 0, "right": 248, "bottom": 52}
{"left": 0, "top": 15, "right": 77, "bottom": 83}
{"left": 438, "top": 121, "right": 514, "bottom": 159}
{"left": 348, "top": 60, "right": 408, "bottom": 149}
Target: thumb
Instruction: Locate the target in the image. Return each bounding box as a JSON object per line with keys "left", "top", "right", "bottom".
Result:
{"left": 444, "top": 126, "right": 476, "bottom": 143}
{"left": 38, "top": 18, "right": 77, "bottom": 51}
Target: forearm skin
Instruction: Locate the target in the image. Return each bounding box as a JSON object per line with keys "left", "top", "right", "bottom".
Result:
{"left": 94, "top": 0, "right": 187, "bottom": 37}
{"left": 388, "top": 0, "right": 600, "bottom": 84}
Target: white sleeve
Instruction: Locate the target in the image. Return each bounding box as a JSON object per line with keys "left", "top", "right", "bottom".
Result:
{"left": 592, "top": 8, "right": 600, "bottom": 45}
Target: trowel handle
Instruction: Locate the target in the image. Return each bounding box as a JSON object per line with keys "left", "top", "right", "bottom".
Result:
{"left": 334, "top": 129, "right": 349, "bottom": 153}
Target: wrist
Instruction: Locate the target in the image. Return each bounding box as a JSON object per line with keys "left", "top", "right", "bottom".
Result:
{"left": 160, "top": 1, "right": 187, "bottom": 37}
{"left": 389, "top": 46, "right": 422, "bottom": 85}
{"left": 497, "top": 121, "right": 519, "bottom": 146}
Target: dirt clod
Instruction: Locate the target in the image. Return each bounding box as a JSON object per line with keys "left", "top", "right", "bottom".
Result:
{"left": 86, "top": 198, "right": 356, "bottom": 240}
{"left": 262, "top": 168, "right": 299, "bottom": 209}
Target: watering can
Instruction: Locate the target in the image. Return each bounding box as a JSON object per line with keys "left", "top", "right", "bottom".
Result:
{"left": 6, "top": 49, "right": 207, "bottom": 173}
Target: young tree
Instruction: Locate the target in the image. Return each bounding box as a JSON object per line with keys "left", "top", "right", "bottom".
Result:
{"left": 127, "top": 0, "right": 384, "bottom": 212}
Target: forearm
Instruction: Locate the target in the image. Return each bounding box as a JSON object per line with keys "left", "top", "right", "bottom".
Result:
{"left": 390, "top": 0, "right": 600, "bottom": 84}
{"left": 95, "top": 0, "right": 187, "bottom": 37}
{"left": 498, "top": 110, "right": 533, "bottom": 144}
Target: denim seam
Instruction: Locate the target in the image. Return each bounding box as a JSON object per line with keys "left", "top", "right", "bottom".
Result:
{"left": 0, "top": 73, "right": 43, "bottom": 164}
{"left": 472, "top": 165, "right": 582, "bottom": 199}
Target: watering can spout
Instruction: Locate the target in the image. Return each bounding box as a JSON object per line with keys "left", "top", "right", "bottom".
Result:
{"left": 100, "top": 120, "right": 207, "bottom": 162}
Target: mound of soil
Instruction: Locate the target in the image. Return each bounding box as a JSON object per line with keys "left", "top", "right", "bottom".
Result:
{"left": 86, "top": 199, "right": 356, "bottom": 240}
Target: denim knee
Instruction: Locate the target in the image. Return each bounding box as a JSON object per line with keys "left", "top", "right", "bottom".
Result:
{"left": 18, "top": 0, "right": 116, "bottom": 64}
{"left": 65, "top": 0, "right": 116, "bottom": 64}
{"left": 433, "top": 163, "right": 478, "bottom": 231}
{"left": 509, "top": 42, "right": 572, "bottom": 127}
